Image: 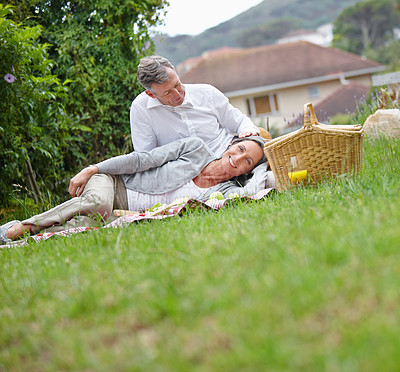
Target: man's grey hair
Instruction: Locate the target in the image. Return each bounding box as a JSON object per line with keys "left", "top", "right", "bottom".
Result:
{"left": 137, "top": 56, "right": 175, "bottom": 91}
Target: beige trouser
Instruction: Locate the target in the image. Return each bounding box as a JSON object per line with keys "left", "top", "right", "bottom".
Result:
{"left": 22, "top": 174, "right": 128, "bottom": 234}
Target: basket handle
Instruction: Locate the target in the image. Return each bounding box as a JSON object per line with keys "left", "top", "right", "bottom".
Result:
{"left": 304, "top": 102, "right": 318, "bottom": 128}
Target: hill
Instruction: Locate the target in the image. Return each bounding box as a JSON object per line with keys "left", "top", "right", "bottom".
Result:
{"left": 154, "top": 0, "right": 362, "bottom": 65}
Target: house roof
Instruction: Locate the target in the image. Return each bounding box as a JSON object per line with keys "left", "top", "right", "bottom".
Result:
{"left": 313, "top": 81, "right": 370, "bottom": 122}
{"left": 179, "top": 41, "right": 384, "bottom": 95}
{"left": 176, "top": 47, "right": 241, "bottom": 76}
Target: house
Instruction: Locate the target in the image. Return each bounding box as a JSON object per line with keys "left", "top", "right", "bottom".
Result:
{"left": 289, "top": 81, "right": 370, "bottom": 129}
{"left": 178, "top": 41, "right": 385, "bottom": 133}
{"left": 176, "top": 47, "right": 240, "bottom": 76}
{"left": 309, "top": 81, "right": 370, "bottom": 123}
{"left": 277, "top": 23, "right": 333, "bottom": 47}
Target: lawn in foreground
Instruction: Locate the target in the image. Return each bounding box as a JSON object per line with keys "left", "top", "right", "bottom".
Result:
{"left": 1, "top": 138, "right": 400, "bottom": 371}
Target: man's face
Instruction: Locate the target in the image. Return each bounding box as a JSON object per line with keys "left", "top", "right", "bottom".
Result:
{"left": 145, "top": 68, "right": 185, "bottom": 107}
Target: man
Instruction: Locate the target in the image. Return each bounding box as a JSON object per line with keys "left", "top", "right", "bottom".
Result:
{"left": 130, "top": 55, "right": 259, "bottom": 157}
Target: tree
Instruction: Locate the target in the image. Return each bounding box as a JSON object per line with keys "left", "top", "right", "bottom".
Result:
{"left": 236, "top": 18, "right": 303, "bottom": 48}
{"left": 332, "top": 0, "right": 400, "bottom": 55}
{"left": 364, "top": 39, "right": 400, "bottom": 70}
{"left": 0, "top": 4, "right": 73, "bottom": 206}
{"left": 1, "top": 1, "right": 168, "bottom": 207}
{"left": 11, "top": 0, "right": 169, "bottom": 163}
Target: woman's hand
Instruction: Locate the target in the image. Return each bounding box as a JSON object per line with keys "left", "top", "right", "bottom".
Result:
{"left": 238, "top": 130, "right": 259, "bottom": 138}
{"left": 68, "top": 166, "right": 98, "bottom": 197}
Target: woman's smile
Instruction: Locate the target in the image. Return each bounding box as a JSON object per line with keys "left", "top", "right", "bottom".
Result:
{"left": 229, "top": 156, "right": 237, "bottom": 168}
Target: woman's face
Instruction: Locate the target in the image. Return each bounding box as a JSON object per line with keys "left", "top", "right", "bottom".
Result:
{"left": 221, "top": 140, "right": 264, "bottom": 178}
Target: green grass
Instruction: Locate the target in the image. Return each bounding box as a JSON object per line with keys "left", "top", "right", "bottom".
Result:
{"left": 1, "top": 137, "right": 400, "bottom": 371}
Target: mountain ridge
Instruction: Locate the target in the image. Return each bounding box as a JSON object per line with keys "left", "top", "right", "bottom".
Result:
{"left": 154, "top": 0, "right": 362, "bottom": 65}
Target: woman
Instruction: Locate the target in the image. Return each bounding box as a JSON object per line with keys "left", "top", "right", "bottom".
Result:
{"left": 1, "top": 136, "right": 274, "bottom": 243}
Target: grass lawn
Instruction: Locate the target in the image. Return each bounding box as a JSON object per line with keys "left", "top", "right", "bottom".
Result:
{"left": 1, "top": 137, "right": 400, "bottom": 371}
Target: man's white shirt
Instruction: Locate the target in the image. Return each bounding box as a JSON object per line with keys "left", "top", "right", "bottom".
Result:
{"left": 130, "top": 84, "right": 258, "bottom": 157}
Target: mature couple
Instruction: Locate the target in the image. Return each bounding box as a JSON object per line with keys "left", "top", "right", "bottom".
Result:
{"left": 1, "top": 56, "right": 274, "bottom": 243}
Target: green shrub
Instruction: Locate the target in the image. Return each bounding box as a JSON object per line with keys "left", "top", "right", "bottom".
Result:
{"left": 352, "top": 85, "right": 400, "bottom": 125}
{"left": 1, "top": 0, "right": 168, "bottom": 208}
{"left": 329, "top": 113, "right": 353, "bottom": 125}
{"left": 11, "top": 0, "right": 168, "bottom": 163}
{"left": 0, "top": 4, "right": 74, "bottom": 206}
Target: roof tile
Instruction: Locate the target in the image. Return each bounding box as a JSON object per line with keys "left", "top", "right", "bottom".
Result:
{"left": 180, "top": 41, "right": 383, "bottom": 93}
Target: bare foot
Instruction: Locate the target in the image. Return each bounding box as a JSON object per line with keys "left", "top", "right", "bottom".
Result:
{"left": 6, "top": 223, "right": 32, "bottom": 240}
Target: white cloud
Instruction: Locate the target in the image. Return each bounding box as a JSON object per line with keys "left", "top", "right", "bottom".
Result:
{"left": 158, "top": 0, "right": 263, "bottom": 36}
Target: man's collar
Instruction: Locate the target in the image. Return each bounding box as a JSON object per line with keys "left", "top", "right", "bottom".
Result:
{"left": 147, "top": 97, "right": 163, "bottom": 109}
{"left": 182, "top": 87, "right": 193, "bottom": 106}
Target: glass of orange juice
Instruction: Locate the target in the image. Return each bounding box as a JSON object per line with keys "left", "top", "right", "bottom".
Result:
{"left": 288, "top": 156, "right": 307, "bottom": 184}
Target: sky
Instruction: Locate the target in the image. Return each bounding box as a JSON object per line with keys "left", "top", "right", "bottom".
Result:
{"left": 158, "top": 0, "right": 264, "bottom": 36}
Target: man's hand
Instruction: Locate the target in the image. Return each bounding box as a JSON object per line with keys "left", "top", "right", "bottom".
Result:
{"left": 68, "top": 166, "right": 98, "bottom": 197}
{"left": 238, "top": 130, "right": 259, "bottom": 138}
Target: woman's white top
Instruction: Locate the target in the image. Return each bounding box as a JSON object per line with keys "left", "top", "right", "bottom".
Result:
{"left": 126, "top": 180, "right": 208, "bottom": 211}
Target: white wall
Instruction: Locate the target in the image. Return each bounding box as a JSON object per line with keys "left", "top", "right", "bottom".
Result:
{"left": 228, "top": 75, "right": 373, "bottom": 134}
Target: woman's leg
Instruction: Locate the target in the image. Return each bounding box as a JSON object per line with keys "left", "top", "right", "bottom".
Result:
{"left": 39, "top": 175, "right": 128, "bottom": 233}
{"left": 6, "top": 174, "right": 117, "bottom": 239}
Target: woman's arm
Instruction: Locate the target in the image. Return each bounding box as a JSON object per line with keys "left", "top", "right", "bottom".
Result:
{"left": 69, "top": 137, "right": 217, "bottom": 197}
{"left": 95, "top": 137, "right": 215, "bottom": 176}
{"left": 68, "top": 166, "right": 98, "bottom": 197}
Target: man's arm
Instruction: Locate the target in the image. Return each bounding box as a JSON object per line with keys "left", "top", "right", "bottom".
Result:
{"left": 130, "top": 98, "right": 158, "bottom": 152}
{"left": 210, "top": 85, "right": 259, "bottom": 137}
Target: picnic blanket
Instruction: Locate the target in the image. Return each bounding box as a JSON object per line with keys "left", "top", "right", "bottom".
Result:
{"left": 0, "top": 188, "right": 275, "bottom": 249}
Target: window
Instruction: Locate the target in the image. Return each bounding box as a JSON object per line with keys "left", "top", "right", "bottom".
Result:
{"left": 308, "top": 85, "right": 320, "bottom": 99}
{"left": 246, "top": 94, "right": 279, "bottom": 116}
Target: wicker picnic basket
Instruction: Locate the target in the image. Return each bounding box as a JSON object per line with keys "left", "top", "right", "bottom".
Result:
{"left": 264, "top": 102, "right": 364, "bottom": 191}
